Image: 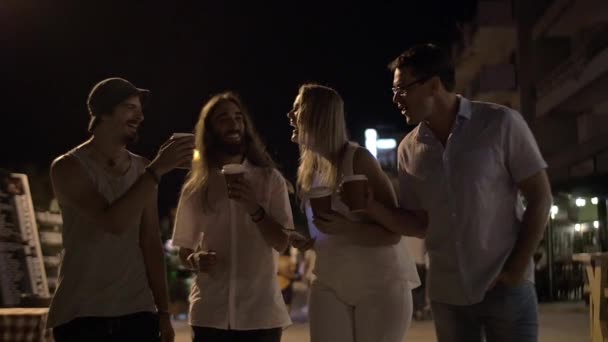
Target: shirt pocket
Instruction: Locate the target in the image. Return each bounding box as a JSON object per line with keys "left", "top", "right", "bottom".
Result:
{"left": 406, "top": 144, "right": 442, "bottom": 181}
{"left": 405, "top": 148, "right": 444, "bottom": 210}
{"left": 457, "top": 146, "right": 501, "bottom": 187}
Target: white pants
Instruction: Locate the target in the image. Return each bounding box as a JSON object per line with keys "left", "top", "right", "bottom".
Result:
{"left": 309, "top": 279, "right": 413, "bottom": 342}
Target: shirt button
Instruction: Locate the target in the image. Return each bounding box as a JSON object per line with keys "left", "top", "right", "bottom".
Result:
{"left": 451, "top": 212, "right": 456, "bottom": 218}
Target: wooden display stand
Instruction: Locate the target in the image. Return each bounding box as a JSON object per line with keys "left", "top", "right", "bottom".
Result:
{"left": 573, "top": 253, "right": 608, "bottom": 342}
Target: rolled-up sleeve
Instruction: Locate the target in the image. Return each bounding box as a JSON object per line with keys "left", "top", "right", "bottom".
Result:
{"left": 398, "top": 141, "right": 423, "bottom": 210}
{"left": 171, "top": 190, "right": 203, "bottom": 250}
{"left": 267, "top": 170, "right": 295, "bottom": 230}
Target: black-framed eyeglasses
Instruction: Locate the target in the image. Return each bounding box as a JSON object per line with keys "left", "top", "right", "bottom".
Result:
{"left": 392, "top": 77, "right": 430, "bottom": 97}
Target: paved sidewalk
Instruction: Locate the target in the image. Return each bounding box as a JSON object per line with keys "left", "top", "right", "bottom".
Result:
{"left": 173, "top": 298, "right": 588, "bottom": 341}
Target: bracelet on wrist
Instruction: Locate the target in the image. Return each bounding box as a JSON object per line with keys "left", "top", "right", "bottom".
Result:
{"left": 252, "top": 207, "right": 266, "bottom": 223}
{"left": 145, "top": 166, "right": 160, "bottom": 184}
{"left": 249, "top": 205, "right": 264, "bottom": 217}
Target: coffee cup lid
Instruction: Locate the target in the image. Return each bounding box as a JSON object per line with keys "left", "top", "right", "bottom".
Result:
{"left": 221, "top": 163, "right": 245, "bottom": 174}
{"left": 308, "top": 187, "right": 333, "bottom": 198}
{"left": 171, "top": 133, "right": 194, "bottom": 139}
{"left": 342, "top": 174, "right": 368, "bottom": 182}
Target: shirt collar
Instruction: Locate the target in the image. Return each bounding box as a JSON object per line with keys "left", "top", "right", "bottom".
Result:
{"left": 456, "top": 95, "right": 472, "bottom": 120}
{"left": 416, "top": 95, "right": 472, "bottom": 142}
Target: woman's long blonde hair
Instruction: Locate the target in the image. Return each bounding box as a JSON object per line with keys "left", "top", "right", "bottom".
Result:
{"left": 182, "top": 91, "right": 276, "bottom": 211}
{"left": 296, "top": 84, "right": 349, "bottom": 193}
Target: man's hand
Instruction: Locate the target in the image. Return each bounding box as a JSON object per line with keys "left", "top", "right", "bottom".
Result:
{"left": 313, "top": 211, "right": 350, "bottom": 235}
{"left": 187, "top": 250, "right": 218, "bottom": 273}
{"left": 489, "top": 269, "right": 526, "bottom": 289}
{"left": 159, "top": 314, "right": 175, "bottom": 342}
{"left": 226, "top": 177, "right": 259, "bottom": 214}
{"left": 338, "top": 182, "right": 375, "bottom": 213}
{"left": 149, "top": 135, "right": 195, "bottom": 176}
{"left": 290, "top": 235, "right": 315, "bottom": 252}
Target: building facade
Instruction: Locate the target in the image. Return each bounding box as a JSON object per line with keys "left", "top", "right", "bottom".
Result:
{"left": 455, "top": 0, "right": 608, "bottom": 301}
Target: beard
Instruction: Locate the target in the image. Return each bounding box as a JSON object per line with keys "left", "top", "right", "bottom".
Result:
{"left": 219, "top": 140, "right": 246, "bottom": 156}
{"left": 122, "top": 131, "right": 139, "bottom": 145}
{"left": 209, "top": 129, "right": 246, "bottom": 157}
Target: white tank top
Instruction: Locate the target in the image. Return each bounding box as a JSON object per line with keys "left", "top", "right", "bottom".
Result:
{"left": 305, "top": 142, "right": 420, "bottom": 296}
{"left": 47, "top": 146, "right": 156, "bottom": 328}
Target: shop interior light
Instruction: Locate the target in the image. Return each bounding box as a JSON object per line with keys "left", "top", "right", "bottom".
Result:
{"left": 376, "top": 139, "right": 397, "bottom": 149}
{"left": 365, "top": 129, "right": 378, "bottom": 158}
{"left": 550, "top": 205, "right": 558, "bottom": 219}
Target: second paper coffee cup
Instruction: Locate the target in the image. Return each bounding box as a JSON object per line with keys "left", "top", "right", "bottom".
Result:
{"left": 341, "top": 174, "right": 368, "bottom": 211}
{"left": 308, "top": 187, "right": 333, "bottom": 217}
{"left": 171, "top": 133, "right": 195, "bottom": 169}
{"left": 222, "top": 164, "right": 245, "bottom": 187}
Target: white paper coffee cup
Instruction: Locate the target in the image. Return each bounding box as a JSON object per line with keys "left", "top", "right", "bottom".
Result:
{"left": 171, "top": 133, "right": 195, "bottom": 139}
{"left": 308, "top": 187, "right": 333, "bottom": 217}
{"left": 221, "top": 164, "right": 246, "bottom": 195}
{"left": 341, "top": 174, "right": 368, "bottom": 211}
{"left": 170, "top": 133, "right": 195, "bottom": 169}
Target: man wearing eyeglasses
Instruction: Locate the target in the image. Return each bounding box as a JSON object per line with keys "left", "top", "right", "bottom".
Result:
{"left": 362, "top": 44, "right": 552, "bottom": 342}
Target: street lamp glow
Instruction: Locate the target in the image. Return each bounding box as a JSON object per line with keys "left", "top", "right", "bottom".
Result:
{"left": 575, "top": 198, "right": 586, "bottom": 207}
{"left": 591, "top": 197, "right": 599, "bottom": 205}
{"left": 594, "top": 221, "right": 600, "bottom": 229}
{"left": 575, "top": 224, "right": 581, "bottom": 232}
{"left": 550, "top": 205, "right": 558, "bottom": 219}
{"left": 365, "top": 129, "right": 378, "bottom": 158}
{"left": 376, "top": 138, "right": 397, "bottom": 150}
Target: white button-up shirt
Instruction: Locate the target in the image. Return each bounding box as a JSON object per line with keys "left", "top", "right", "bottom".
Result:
{"left": 398, "top": 96, "right": 547, "bottom": 305}
{"left": 171, "top": 161, "right": 293, "bottom": 330}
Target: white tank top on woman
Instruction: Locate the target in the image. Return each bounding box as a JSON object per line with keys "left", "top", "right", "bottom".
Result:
{"left": 304, "top": 142, "right": 420, "bottom": 298}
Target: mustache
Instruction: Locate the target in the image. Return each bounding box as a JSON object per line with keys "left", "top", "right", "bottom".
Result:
{"left": 208, "top": 129, "right": 247, "bottom": 144}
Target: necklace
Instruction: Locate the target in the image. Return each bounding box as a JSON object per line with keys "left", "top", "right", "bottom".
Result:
{"left": 90, "top": 144, "right": 123, "bottom": 168}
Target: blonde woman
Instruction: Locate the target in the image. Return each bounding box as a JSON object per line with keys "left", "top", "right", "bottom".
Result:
{"left": 287, "top": 84, "right": 423, "bottom": 342}
{"left": 172, "top": 92, "right": 293, "bottom": 342}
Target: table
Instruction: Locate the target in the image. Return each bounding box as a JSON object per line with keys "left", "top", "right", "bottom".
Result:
{"left": 0, "top": 308, "right": 53, "bottom": 342}
{"left": 573, "top": 253, "right": 608, "bottom": 342}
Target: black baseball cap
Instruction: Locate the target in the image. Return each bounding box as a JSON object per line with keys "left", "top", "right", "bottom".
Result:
{"left": 86, "top": 77, "right": 150, "bottom": 132}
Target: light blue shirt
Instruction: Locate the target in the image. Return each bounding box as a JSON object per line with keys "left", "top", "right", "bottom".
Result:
{"left": 397, "top": 96, "right": 547, "bottom": 305}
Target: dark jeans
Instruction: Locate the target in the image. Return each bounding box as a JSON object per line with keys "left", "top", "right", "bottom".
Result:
{"left": 192, "top": 326, "right": 282, "bottom": 342}
{"left": 413, "top": 264, "right": 427, "bottom": 311}
{"left": 431, "top": 282, "right": 538, "bottom": 342}
{"left": 282, "top": 283, "right": 294, "bottom": 305}
{"left": 52, "top": 311, "right": 159, "bottom": 342}
{"left": 534, "top": 269, "right": 550, "bottom": 302}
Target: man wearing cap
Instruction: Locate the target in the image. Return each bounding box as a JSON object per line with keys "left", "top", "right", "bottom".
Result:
{"left": 47, "top": 77, "right": 194, "bottom": 342}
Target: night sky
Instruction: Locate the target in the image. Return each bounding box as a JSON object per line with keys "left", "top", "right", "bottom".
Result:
{"left": 2, "top": 1, "right": 476, "bottom": 214}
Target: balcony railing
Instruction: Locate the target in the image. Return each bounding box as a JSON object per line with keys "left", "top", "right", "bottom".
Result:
{"left": 536, "top": 24, "right": 608, "bottom": 98}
